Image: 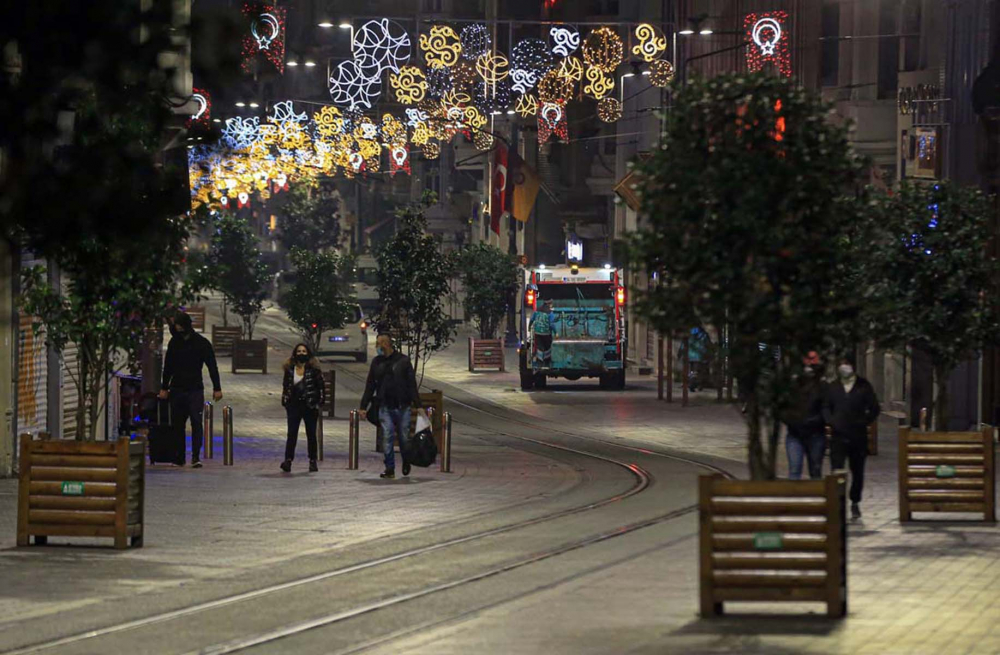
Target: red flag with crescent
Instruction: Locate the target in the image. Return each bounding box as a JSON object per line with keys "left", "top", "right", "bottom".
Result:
{"left": 490, "top": 143, "right": 508, "bottom": 235}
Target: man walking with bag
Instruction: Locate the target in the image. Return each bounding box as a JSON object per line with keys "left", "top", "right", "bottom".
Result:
{"left": 159, "top": 312, "right": 223, "bottom": 468}
{"left": 360, "top": 332, "right": 419, "bottom": 479}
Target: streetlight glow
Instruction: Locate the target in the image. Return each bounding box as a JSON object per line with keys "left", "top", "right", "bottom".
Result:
{"left": 678, "top": 29, "right": 695, "bottom": 35}
{"left": 304, "top": 61, "right": 317, "bottom": 67}
{"left": 700, "top": 29, "right": 714, "bottom": 35}
{"left": 338, "top": 22, "right": 351, "bottom": 29}
{"left": 235, "top": 101, "right": 246, "bottom": 107}
{"left": 249, "top": 102, "right": 259, "bottom": 108}
{"left": 317, "top": 21, "right": 333, "bottom": 28}
{"left": 287, "top": 60, "right": 299, "bottom": 66}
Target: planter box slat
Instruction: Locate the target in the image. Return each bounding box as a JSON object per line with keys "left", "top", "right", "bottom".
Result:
{"left": 17, "top": 435, "right": 146, "bottom": 549}
{"left": 232, "top": 338, "right": 268, "bottom": 374}
{"left": 898, "top": 427, "right": 995, "bottom": 523}
{"left": 30, "top": 497, "right": 117, "bottom": 511}
{"left": 468, "top": 338, "right": 505, "bottom": 372}
{"left": 700, "top": 473, "right": 846, "bottom": 618}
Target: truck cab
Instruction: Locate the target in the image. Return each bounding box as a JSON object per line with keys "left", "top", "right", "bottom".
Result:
{"left": 518, "top": 265, "right": 627, "bottom": 390}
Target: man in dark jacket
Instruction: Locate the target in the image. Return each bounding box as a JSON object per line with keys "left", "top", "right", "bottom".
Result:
{"left": 360, "top": 332, "right": 419, "bottom": 479}
{"left": 823, "top": 354, "right": 880, "bottom": 519}
{"left": 783, "top": 351, "right": 826, "bottom": 480}
{"left": 159, "top": 312, "right": 223, "bottom": 468}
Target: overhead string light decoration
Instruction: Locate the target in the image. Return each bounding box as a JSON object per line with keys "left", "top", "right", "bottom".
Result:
{"left": 353, "top": 18, "right": 412, "bottom": 76}
{"left": 450, "top": 60, "right": 478, "bottom": 92}
{"left": 187, "top": 89, "right": 211, "bottom": 129}
{"left": 473, "top": 130, "right": 494, "bottom": 151}
{"left": 537, "top": 102, "right": 568, "bottom": 144}
{"left": 558, "top": 56, "right": 584, "bottom": 82}
{"left": 313, "top": 105, "right": 344, "bottom": 138}
{"left": 425, "top": 65, "right": 454, "bottom": 99}
{"left": 241, "top": 2, "right": 286, "bottom": 73}
{"left": 597, "top": 97, "right": 622, "bottom": 123}
{"left": 422, "top": 140, "right": 441, "bottom": 160}
{"left": 476, "top": 52, "right": 510, "bottom": 84}
{"left": 631, "top": 23, "right": 667, "bottom": 62}
{"left": 419, "top": 25, "right": 462, "bottom": 67}
{"left": 549, "top": 25, "right": 580, "bottom": 57}
{"left": 538, "top": 69, "right": 575, "bottom": 104}
{"left": 460, "top": 24, "right": 491, "bottom": 60}
{"left": 583, "top": 66, "right": 613, "bottom": 99}
{"left": 474, "top": 79, "right": 512, "bottom": 114}
{"left": 583, "top": 27, "right": 624, "bottom": 73}
{"left": 512, "top": 38, "right": 555, "bottom": 80}
{"left": 389, "top": 66, "right": 428, "bottom": 104}
{"left": 745, "top": 11, "right": 791, "bottom": 77}
{"left": 329, "top": 60, "right": 382, "bottom": 109}
{"left": 515, "top": 93, "right": 539, "bottom": 118}
{"left": 648, "top": 59, "right": 674, "bottom": 87}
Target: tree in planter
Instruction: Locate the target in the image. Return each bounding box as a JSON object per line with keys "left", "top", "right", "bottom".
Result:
{"left": 373, "top": 193, "right": 455, "bottom": 384}
{"left": 454, "top": 243, "right": 520, "bottom": 339}
{"left": 276, "top": 182, "right": 344, "bottom": 253}
{"left": 630, "top": 73, "right": 870, "bottom": 480}
{"left": 203, "top": 213, "right": 271, "bottom": 340}
{"left": 867, "top": 180, "right": 1000, "bottom": 430}
{"left": 281, "top": 248, "right": 356, "bottom": 353}
{"left": 20, "top": 218, "right": 197, "bottom": 441}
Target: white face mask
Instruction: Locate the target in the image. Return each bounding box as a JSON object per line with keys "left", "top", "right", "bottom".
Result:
{"left": 838, "top": 364, "right": 854, "bottom": 379}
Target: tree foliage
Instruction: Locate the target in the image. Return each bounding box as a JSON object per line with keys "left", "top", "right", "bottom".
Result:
{"left": 277, "top": 182, "right": 343, "bottom": 253}
{"left": 454, "top": 243, "right": 520, "bottom": 339}
{"left": 281, "top": 248, "right": 356, "bottom": 352}
{"left": 20, "top": 217, "right": 198, "bottom": 440}
{"left": 202, "top": 213, "right": 270, "bottom": 340}
{"left": 631, "top": 73, "right": 869, "bottom": 479}
{"left": 373, "top": 193, "right": 455, "bottom": 383}
{"left": 867, "top": 180, "right": 1000, "bottom": 429}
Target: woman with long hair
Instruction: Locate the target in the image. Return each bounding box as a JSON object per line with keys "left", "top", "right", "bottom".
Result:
{"left": 280, "top": 343, "right": 325, "bottom": 473}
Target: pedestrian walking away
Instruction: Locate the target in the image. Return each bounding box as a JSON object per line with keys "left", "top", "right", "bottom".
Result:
{"left": 280, "top": 343, "right": 325, "bottom": 473}
{"left": 359, "top": 332, "right": 419, "bottom": 479}
{"left": 823, "top": 355, "right": 880, "bottom": 519}
{"left": 782, "top": 351, "right": 826, "bottom": 480}
{"left": 159, "top": 312, "right": 223, "bottom": 468}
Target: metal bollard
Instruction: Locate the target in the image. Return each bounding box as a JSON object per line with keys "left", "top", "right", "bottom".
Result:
{"left": 203, "top": 402, "right": 214, "bottom": 459}
{"left": 440, "top": 411, "right": 452, "bottom": 473}
{"left": 317, "top": 413, "right": 324, "bottom": 462}
{"left": 348, "top": 410, "right": 360, "bottom": 470}
{"left": 222, "top": 405, "right": 234, "bottom": 466}
{"left": 919, "top": 407, "right": 928, "bottom": 432}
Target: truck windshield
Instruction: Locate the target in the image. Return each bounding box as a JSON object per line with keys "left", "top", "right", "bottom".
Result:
{"left": 536, "top": 284, "right": 612, "bottom": 302}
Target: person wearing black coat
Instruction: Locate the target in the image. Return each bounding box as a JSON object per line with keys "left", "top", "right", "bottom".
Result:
{"left": 823, "top": 355, "right": 880, "bottom": 519}
{"left": 280, "top": 343, "right": 326, "bottom": 473}
{"left": 783, "top": 351, "right": 826, "bottom": 480}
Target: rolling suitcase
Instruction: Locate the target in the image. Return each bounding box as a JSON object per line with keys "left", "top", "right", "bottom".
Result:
{"left": 148, "top": 399, "right": 185, "bottom": 465}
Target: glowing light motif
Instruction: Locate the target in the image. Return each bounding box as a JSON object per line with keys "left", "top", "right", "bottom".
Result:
{"left": 329, "top": 60, "right": 382, "bottom": 108}
{"left": 422, "top": 141, "right": 440, "bottom": 159}
{"left": 425, "top": 65, "right": 454, "bottom": 99}
{"left": 222, "top": 116, "right": 261, "bottom": 151}
{"left": 745, "top": 12, "right": 791, "bottom": 77}
{"left": 583, "top": 66, "right": 613, "bottom": 99}
{"left": 512, "top": 38, "right": 555, "bottom": 78}
{"left": 187, "top": 89, "right": 211, "bottom": 128}
{"left": 473, "top": 131, "right": 494, "bottom": 151}
{"left": 631, "top": 23, "right": 667, "bottom": 62}
{"left": 419, "top": 25, "right": 462, "bottom": 67}
{"left": 549, "top": 25, "right": 580, "bottom": 57}
{"left": 353, "top": 19, "right": 411, "bottom": 75}
{"left": 515, "top": 94, "right": 539, "bottom": 118}
{"left": 314, "top": 105, "right": 344, "bottom": 138}
{"left": 648, "top": 59, "right": 674, "bottom": 87}
{"left": 411, "top": 121, "right": 432, "bottom": 145}
{"left": 241, "top": 3, "right": 285, "bottom": 73}
{"left": 450, "top": 60, "right": 477, "bottom": 91}
{"left": 389, "top": 66, "right": 428, "bottom": 104}
{"left": 597, "top": 97, "right": 622, "bottom": 122}
{"left": 476, "top": 52, "right": 509, "bottom": 84}
{"left": 583, "top": 27, "right": 624, "bottom": 73}
{"left": 558, "top": 56, "right": 584, "bottom": 82}
{"left": 474, "top": 79, "right": 511, "bottom": 113}
{"left": 460, "top": 24, "right": 491, "bottom": 60}
{"left": 510, "top": 69, "right": 535, "bottom": 95}
{"left": 390, "top": 145, "right": 410, "bottom": 176}
{"left": 538, "top": 69, "right": 575, "bottom": 104}
{"left": 537, "top": 102, "right": 567, "bottom": 144}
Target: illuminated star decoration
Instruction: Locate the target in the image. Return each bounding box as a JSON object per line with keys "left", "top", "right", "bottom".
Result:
{"left": 329, "top": 60, "right": 382, "bottom": 109}
{"left": 353, "top": 19, "right": 412, "bottom": 76}
{"left": 631, "top": 23, "right": 667, "bottom": 62}
{"left": 187, "top": 88, "right": 211, "bottom": 129}
{"left": 460, "top": 24, "right": 491, "bottom": 60}
{"left": 549, "top": 25, "right": 580, "bottom": 57}
{"left": 744, "top": 11, "right": 791, "bottom": 77}
{"left": 241, "top": 3, "right": 286, "bottom": 73}
{"left": 537, "top": 102, "right": 568, "bottom": 144}
{"left": 419, "top": 25, "right": 462, "bottom": 68}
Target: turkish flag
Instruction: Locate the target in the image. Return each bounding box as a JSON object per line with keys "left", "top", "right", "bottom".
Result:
{"left": 490, "top": 143, "right": 508, "bottom": 235}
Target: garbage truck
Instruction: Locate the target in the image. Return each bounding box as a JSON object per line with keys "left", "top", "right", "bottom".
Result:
{"left": 518, "top": 265, "right": 627, "bottom": 390}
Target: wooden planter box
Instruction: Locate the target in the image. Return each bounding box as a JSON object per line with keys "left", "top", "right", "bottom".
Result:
{"left": 898, "top": 427, "right": 995, "bottom": 523}
{"left": 17, "top": 435, "right": 146, "bottom": 549}
{"left": 468, "top": 337, "right": 505, "bottom": 372}
{"left": 183, "top": 305, "right": 206, "bottom": 332}
{"left": 232, "top": 338, "right": 268, "bottom": 374}
{"left": 211, "top": 325, "right": 243, "bottom": 357}
{"left": 699, "top": 473, "right": 847, "bottom": 618}
{"left": 322, "top": 370, "right": 336, "bottom": 418}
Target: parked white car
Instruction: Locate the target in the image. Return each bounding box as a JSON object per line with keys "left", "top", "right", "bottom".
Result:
{"left": 314, "top": 304, "right": 369, "bottom": 362}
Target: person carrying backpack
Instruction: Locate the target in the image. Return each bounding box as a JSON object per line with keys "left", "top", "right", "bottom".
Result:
{"left": 359, "top": 332, "right": 419, "bottom": 479}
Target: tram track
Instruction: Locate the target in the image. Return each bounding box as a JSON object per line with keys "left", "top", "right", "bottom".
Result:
{"left": 2, "top": 322, "right": 735, "bottom": 655}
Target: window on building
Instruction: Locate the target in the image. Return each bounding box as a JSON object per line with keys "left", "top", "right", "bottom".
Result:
{"left": 901, "top": 0, "right": 922, "bottom": 72}
{"left": 877, "top": 0, "right": 900, "bottom": 99}
{"left": 821, "top": 1, "right": 840, "bottom": 87}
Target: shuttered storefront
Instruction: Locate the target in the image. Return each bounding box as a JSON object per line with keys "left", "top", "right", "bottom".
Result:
{"left": 17, "top": 253, "right": 47, "bottom": 437}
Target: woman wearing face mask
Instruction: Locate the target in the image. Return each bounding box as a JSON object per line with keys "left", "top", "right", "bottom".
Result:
{"left": 280, "top": 343, "right": 325, "bottom": 473}
{"left": 823, "top": 355, "right": 880, "bottom": 519}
